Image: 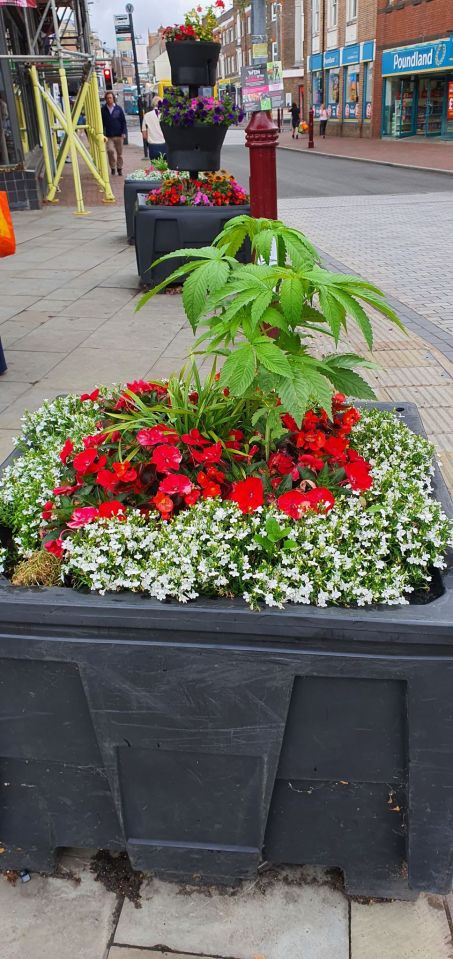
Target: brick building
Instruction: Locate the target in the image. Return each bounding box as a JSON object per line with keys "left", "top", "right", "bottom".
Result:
{"left": 373, "top": 0, "right": 453, "bottom": 139}
{"left": 303, "top": 0, "right": 376, "bottom": 136}
{"left": 215, "top": 0, "right": 304, "bottom": 111}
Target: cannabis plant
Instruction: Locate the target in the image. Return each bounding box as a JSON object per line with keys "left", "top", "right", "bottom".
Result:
{"left": 137, "top": 216, "right": 405, "bottom": 420}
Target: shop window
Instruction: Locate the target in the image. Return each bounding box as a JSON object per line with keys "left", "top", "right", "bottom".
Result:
{"left": 312, "top": 70, "right": 322, "bottom": 117}
{"left": 326, "top": 68, "right": 339, "bottom": 119}
{"left": 382, "top": 77, "right": 415, "bottom": 137}
{"left": 271, "top": 2, "right": 277, "bottom": 20}
{"left": 312, "top": 0, "right": 320, "bottom": 35}
{"left": 271, "top": 41, "right": 278, "bottom": 61}
{"left": 347, "top": 0, "right": 357, "bottom": 21}
{"left": 343, "top": 64, "right": 359, "bottom": 119}
{"left": 363, "top": 61, "right": 373, "bottom": 120}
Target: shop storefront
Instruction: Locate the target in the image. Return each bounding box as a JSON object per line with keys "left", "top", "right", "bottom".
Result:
{"left": 308, "top": 41, "right": 375, "bottom": 131}
{"left": 381, "top": 37, "right": 453, "bottom": 139}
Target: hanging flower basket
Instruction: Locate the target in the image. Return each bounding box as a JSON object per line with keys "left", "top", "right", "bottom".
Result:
{"left": 166, "top": 40, "right": 221, "bottom": 87}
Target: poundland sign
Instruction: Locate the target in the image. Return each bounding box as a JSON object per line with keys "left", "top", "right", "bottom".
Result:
{"left": 382, "top": 38, "right": 453, "bottom": 76}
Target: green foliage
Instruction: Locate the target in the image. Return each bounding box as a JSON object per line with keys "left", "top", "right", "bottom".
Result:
{"left": 136, "top": 215, "right": 405, "bottom": 421}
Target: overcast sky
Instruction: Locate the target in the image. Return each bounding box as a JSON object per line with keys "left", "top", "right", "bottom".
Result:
{"left": 89, "top": 0, "right": 207, "bottom": 48}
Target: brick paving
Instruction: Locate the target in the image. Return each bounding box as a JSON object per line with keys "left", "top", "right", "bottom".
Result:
{"left": 279, "top": 127, "right": 453, "bottom": 173}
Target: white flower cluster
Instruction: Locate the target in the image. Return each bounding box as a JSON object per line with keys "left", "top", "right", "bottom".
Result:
{"left": 0, "top": 545, "right": 7, "bottom": 575}
{"left": 63, "top": 409, "right": 452, "bottom": 609}
{"left": 0, "top": 393, "right": 105, "bottom": 557}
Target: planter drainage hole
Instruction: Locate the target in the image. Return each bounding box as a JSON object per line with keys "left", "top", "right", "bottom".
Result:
{"left": 395, "top": 407, "right": 405, "bottom": 412}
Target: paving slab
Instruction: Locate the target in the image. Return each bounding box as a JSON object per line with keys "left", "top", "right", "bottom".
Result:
{"left": 350, "top": 895, "right": 452, "bottom": 959}
{"left": 0, "top": 863, "right": 116, "bottom": 959}
{"left": 114, "top": 872, "right": 349, "bottom": 959}
{"left": 39, "top": 345, "right": 163, "bottom": 390}
{"left": 3, "top": 349, "right": 66, "bottom": 381}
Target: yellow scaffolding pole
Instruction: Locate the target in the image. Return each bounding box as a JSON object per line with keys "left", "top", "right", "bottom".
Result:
{"left": 29, "top": 63, "right": 115, "bottom": 214}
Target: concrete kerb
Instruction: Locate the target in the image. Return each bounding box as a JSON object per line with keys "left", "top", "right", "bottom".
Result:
{"left": 278, "top": 144, "right": 453, "bottom": 178}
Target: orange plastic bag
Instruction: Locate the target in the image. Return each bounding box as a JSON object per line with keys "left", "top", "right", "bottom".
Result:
{"left": 0, "top": 192, "right": 16, "bottom": 257}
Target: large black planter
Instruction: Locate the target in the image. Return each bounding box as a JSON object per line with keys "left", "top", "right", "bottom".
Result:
{"left": 124, "top": 178, "right": 160, "bottom": 243}
{"left": 161, "top": 122, "right": 227, "bottom": 172}
{"left": 134, "top": 195, "right": 251, "bottom": 286}
{"left": 166, "top": 41, "right": 220, "bottom": 87}
{"left": 0, "top": 403, "right": 452, "bottom": 898}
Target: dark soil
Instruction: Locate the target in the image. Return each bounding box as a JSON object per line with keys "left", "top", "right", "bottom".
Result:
{"left": 90, "top": 850, "right": 143, "bottom": 907}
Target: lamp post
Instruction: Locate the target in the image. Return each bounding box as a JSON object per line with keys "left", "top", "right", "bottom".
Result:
{"left": 125, "top": 3, "right": 147, "bottom": 158}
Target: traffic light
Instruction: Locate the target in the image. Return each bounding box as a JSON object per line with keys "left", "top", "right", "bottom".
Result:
{"left": 103, "top": 68, "right": 113, "bottom": 91}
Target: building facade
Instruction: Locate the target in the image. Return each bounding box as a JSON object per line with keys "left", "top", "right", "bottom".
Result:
{"left": 215, "top": 0, "right": 304, "bottom": 111}
{"left": 304, "top": 0, "right": 376, "bottom": 136}
{"left": 374, "top": 0, "right": 453, "bottom": 139}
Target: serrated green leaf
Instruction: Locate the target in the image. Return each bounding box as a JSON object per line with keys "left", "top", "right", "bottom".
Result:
{"left": 327, "top": 367, "right": 376, "bottom": 400}
{"left": 251, "top": 290, "right": 274, "bottom": 326}
{"left": 280, "top": 277, "right": 304, "bottom": 326}
{"left": 219, "top": 344, "right": 256, "bottom": 395}
{"left": 252, "top": 229, "right": 274, "bottom": 264}
{"left": 329, "top": 288, "right": 374, "bottom": 349}
{"left": 255, "top": 341, "right": 292, "bottom": 377}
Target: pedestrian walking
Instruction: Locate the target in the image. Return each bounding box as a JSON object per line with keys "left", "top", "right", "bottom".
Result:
{"left": 290, "top": 101, "right": 300, "bottom": 139}
{"left": 320, "top": 104, "right": 328, "bottom": 139}
{"left": 142, "top": 96, "right": 167, "bottom": 161}
{"left": 101, "top": 92, "right": 127, "bottom": 176}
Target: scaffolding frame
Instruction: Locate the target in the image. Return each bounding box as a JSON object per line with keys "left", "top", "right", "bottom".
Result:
{"left": 0, "top": 0, "right": 115, "bottom": 213}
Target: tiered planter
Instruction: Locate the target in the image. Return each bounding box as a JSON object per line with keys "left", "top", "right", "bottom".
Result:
{"left": 134, "top": 38, "right": 249, "bottom": 286}
{"left": 0, "top": 403, "right": 452, "bottom": 897}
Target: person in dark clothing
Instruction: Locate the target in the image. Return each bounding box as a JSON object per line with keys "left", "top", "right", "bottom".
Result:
{"left": 290, "top": 102, "right": 300, "bottom": 139}
{"left": 101, "top": 92, "right": 127, "bottom": 175}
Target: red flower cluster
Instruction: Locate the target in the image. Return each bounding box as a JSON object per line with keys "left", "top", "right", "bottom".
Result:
{"left": 41, "top": 383, "right": 373, "bottom": 556}
{"left": 146, "top": 174, "right": 248, "bottom": 208}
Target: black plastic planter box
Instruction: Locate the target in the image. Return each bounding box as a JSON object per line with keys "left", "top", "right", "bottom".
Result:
{"left": 161, "top": 122, "right": 227, "bottom": 173}
{"left": 165, "top": 40, "right": 220, "bottom": 87}
{"left": 0, "top": 403, "right": 452, "bottom": 899}
{"left": 134, "top": 196, "right": 251, "bottom": 286}
{"left": 124, "top": 178, "right": 160, "bottom": 243}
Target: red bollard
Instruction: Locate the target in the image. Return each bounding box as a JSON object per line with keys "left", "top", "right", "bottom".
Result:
{"left": 308, "top": 108, "right": 315, "bottom": 149}
{"left": 245, "top": 110, "right": 279, "bottom": 220}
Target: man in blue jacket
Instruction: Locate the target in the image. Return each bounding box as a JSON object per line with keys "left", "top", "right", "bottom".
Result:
{"left": 101, "top": 92, "right": 127, "bottom": 176}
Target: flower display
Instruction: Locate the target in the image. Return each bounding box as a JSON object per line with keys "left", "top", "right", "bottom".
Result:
{"left": 163, "top": 2, "right": 225, "bottom": 43}
{"left": 146, "top": 171, "right": 248, "bottom": 207}
{"left": 159, "top": 91, "right": 244, "bottom": 128}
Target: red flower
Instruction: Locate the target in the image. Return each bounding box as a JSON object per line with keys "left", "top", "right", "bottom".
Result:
{"left": 281, "top": 413, "right": 298, "bottom": 432}
{"left": 126, "top": 379, "right": 164, "bottom": 395}
{"left": 98, "top": 500, "right": 126, "bottom": 518}
{"left": 189, "top": 391, "right": 199, "bottom": 404}
{"left": 333, "top": 393, "right": 346, "bottom": 407}
{"left": 59, "top": 438, "right": 74, "bottom": 464}
{"left": 41, "top": 501, "right": 54, "bottom": 521}
{"left": 151, "top": 444, "right": 182, "bottom": 473}
{"left": 268, "top": 451, "right": 295, "bottom": 476}
{"left": 97, "top": 469, "right": 119, "bottom": 491}
{"left": 298, "top": 453, "right": 324, "bottom": 472}
{"left": 191, "top": 441, "right": 223, "bottom": 465}
{"left": 82, "top": 433, "right": 106, "bottom": 449}
{"left": 184, "top": 488, "right": 201, "bottom": 506}
{"left": 67, "top": 506, "right": 99, "bottom": 529}
{"left": 112, "top": 461, "right": 137, "bottom": 483}
{"left": 304, "top": 430, "right": 326, "bottom": 452}
{"left": 302, "top": 411, "right": 320, "bottom": 431}
{"left": 197, "top": 471, "right": 222, "bottom": 499}
{"left": 44, "top": 537, "right": 64, "bottom": 559}
{"left": 344, "top": 462, "right": 373, "bottom": 491}
{"left": 72, "top": 448, "right": 98, "bottom": 474}
{"left": 277, "top": 490, "right": 312, "bottom": 519}
{"left": 181, "top": 428, "right": 210, "bottom": 447}
{"left": 159, "top": 473, "right": 193, "bottom": 496}
{"left": 137, "top": 426, "right": 179, "bottom": 447}
{"left": 53, "top": 483, "right": 80, "bottom": 496}
{"left": 278, "top": 486, "right": 335, "bottom": 518}
{"left": 80, "top": 388, "right": 100, "bottom": 402}
{"left": 152, "top": 491, "right": 174, "bottom": 519}
{"left": 323, "top": 436, "right": 348, "bottom": 459}
{"left": 229, "top": 477, "right": 264, "bottom": 514}
{"left": 304, "top": 487, "right": 335, "bottom": 511}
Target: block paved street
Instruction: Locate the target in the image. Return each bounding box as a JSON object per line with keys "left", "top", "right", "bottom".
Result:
{"left": 0, "top": 152, "right": 452, "bottom": 957}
